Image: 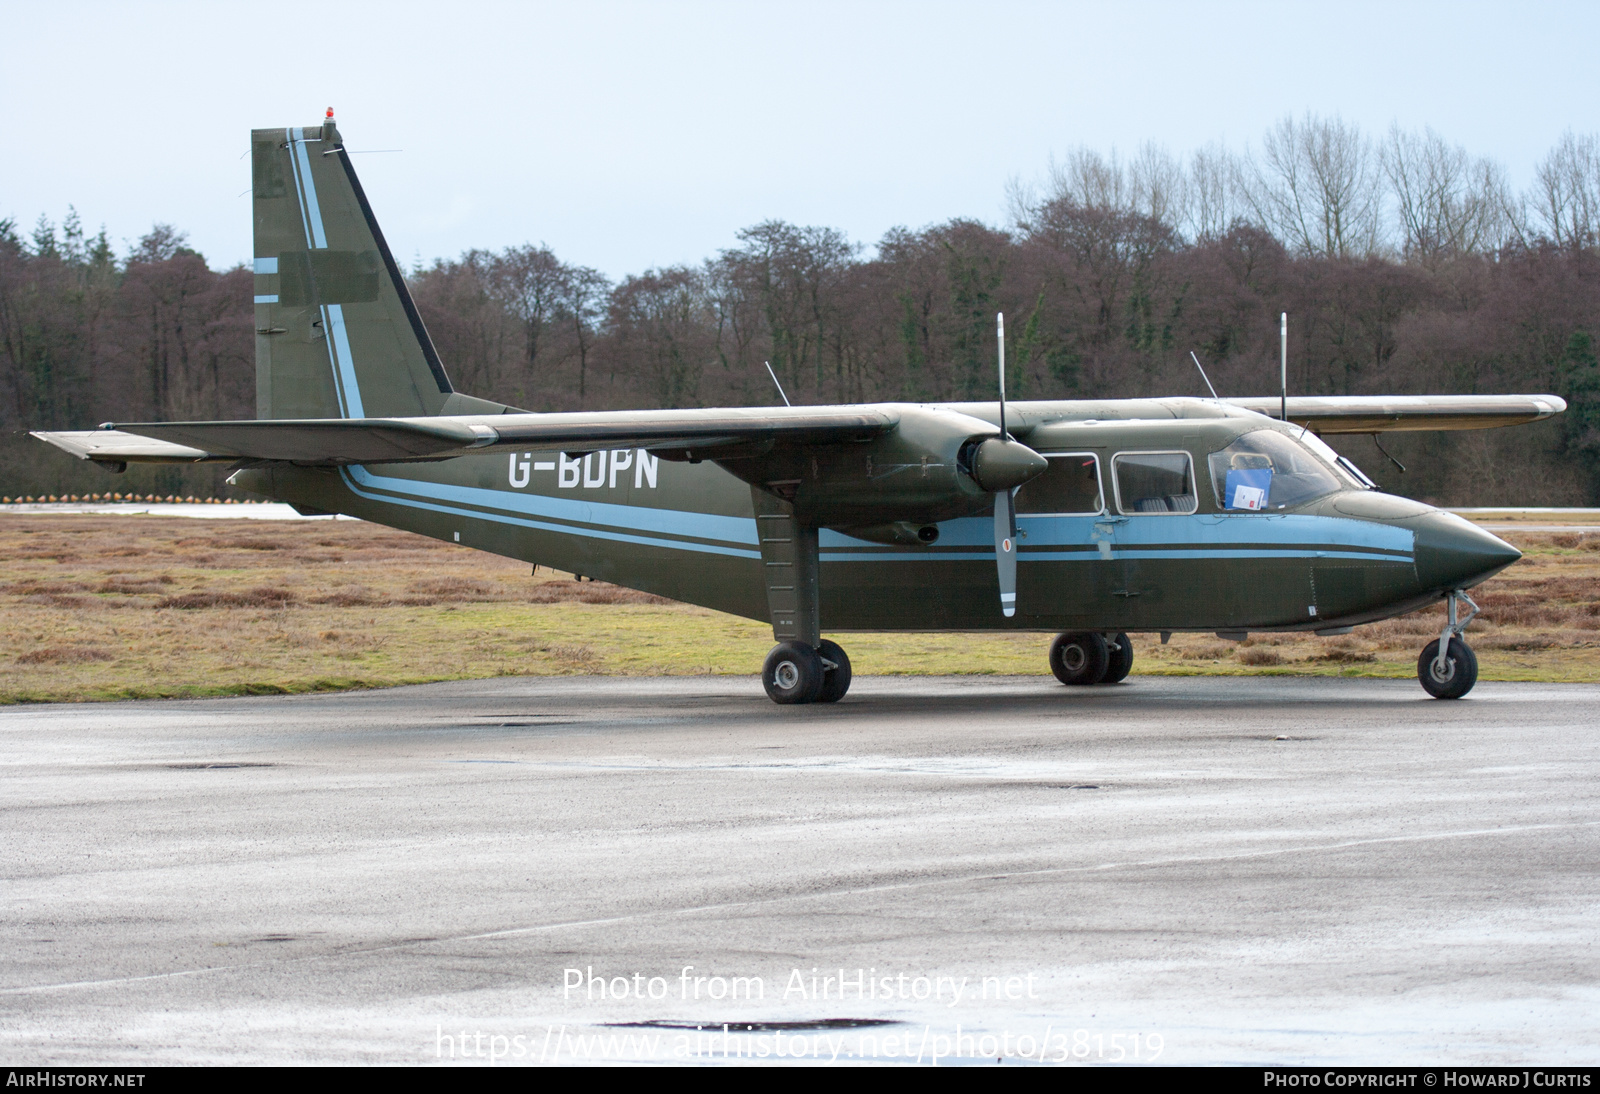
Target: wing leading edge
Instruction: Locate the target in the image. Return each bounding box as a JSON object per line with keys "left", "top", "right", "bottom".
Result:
{"left": 1225, "top": 394, "right": 1567, "bottom": 433}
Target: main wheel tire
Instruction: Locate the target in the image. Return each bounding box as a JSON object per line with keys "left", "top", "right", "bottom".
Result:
{"left": 1101, "top": 632, "right": 1134, "bottom": 684}
{"left": 763, "top": 641, "right": 825, "bottom": 704}
{"left": 1418, "top": 637, "right": 1478, "bottom": 699}
{"left": 1050, "top": 631, "right": 1110, "bottom": 686}
{"left": 815, "top": 639, "right": 852, "bottom": 703}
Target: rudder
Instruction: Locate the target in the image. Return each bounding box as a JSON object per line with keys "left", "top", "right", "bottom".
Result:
{"left": 251, "top": 117, "right": 456, "bottom": 420}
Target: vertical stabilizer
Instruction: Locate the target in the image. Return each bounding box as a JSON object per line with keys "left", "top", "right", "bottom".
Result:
{"left": 251, "top": 118, "right": 453, "bottom": 419}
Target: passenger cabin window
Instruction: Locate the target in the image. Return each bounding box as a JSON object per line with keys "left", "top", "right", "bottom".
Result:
{"left": 1207, "top": 430, "right": 1343, "bottom": 512}
{"left": 1113, "top": 452, "right": 1197, "bottom": 514}
{"left": 1015, "top": 454, "right": 1102, "bottom": 514}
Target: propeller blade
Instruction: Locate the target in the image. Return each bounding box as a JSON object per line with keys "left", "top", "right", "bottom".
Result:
{"left": 997, "top": 312, "right": 1008, "bottom": 440}
{"left": 995, "top": 487, "right": 1017, "bottom": 617}
{"left": 994, "top": 311, "right": 1017, "bottom": 617}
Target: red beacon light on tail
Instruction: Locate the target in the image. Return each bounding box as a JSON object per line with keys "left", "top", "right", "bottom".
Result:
{"left": 325, "top": 107, "right": 335, "bottom": 120}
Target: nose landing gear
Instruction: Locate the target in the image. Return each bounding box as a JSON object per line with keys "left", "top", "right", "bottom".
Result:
{"left": 1418, "top": 590, "right": 1480, "bottom": 699}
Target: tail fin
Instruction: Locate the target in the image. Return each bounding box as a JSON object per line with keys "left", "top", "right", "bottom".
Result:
{"left": 251, "top": 118, "right": 456, "bottom": 420}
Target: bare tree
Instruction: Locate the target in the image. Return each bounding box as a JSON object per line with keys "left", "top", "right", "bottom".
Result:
{"left": 410, "top": 251, "right": 509, "bottom": 400}
{"left": 704, "top": 251, "right": 767, "bottom": 400}
{"left": 722, "top": 221, "right": 858, "bottom": 401}
{"left": 1186, "top": 142, "right": 1236, "bottom": 243}
{"left": 559, "top": 263, "right": 609, "bottom": 405}
{"left": 1014, "top": 165, "right": 1179, "bottom": 392}
{"left": 489, "top": 243, "right": 566, "bottom": 377}
{"left": 1532, "top": 130, "right": 1600, "bottom": 249}
{"left": 1130, "top": 143, "right": 1187, "bottom": 236}
{"left": 1237, "top": 113, "right": 1386, "bottom": 258}
{"left": 607, "top": 267, "right": 714, "bottom": 408}
{"left": 1381, "top": 125, "right": 1512, "bottom": 263}
{"left": 1044, "top": 147, "right": 1130, "bottom": 215}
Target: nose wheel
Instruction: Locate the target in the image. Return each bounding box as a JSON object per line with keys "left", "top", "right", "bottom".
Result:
{"left": 1418, "top": 590, "right": 1480, "bottom": 699}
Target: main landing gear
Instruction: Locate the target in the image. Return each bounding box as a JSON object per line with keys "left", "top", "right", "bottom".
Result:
{"left": 1049, "top": 631, "right": 1133, "bottom": 686}
{"left": 753, "top": 490, "right": 854, "bottom": 705}
{"left": 762, "top": 639, "right": 852, "bottom": 704}
{"left": 1418, "top": 590, "right": 1480, "bottom": 699}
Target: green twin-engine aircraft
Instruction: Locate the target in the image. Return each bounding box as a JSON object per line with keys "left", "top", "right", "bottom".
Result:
{"left": 35, "top": 117, "right": 1568, "bottom": 704}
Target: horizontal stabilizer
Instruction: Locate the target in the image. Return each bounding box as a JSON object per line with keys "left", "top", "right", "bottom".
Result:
{"left": 105, "top": 418, "right": 501, "bottom": 462}
{"left": 1225, "top": 395, "right": 1567, "bottom": 433}
{"left": 105, "top": 406, "right": 902, "bottom": 464}
{"left": 30, "top": 430, "right": 232, "bottom": 465}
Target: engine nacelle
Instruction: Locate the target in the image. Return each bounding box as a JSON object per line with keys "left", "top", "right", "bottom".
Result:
{"left": 720, "top": 405, "right": 1048, "bottom": 526}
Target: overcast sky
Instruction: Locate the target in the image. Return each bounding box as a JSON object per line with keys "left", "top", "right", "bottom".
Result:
{"left": 3, "top": 0, "right": 1597, "bottom": 278}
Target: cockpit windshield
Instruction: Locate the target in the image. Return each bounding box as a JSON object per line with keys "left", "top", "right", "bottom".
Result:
{"left": 1207, "top": 430, "right": 1345, "bottom": 512}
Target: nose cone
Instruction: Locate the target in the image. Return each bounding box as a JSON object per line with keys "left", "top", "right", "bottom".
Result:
{"left": 970, "top": 438, "right": 1049, "bottom": 492}
{"left": 1413, "top": 511, "right": 1522, "bottom": 591}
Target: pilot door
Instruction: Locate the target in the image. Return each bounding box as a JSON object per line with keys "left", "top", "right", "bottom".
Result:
{"left": 1098, "top": 450, "right": 1202, "bottom": 628}
{"left": 1014, "top": 451, "right": 1108, "bottom": 627}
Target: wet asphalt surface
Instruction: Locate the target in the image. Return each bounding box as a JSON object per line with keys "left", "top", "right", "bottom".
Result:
{"left": 2, "top": 675, "right": 1597, "bottom": 1065}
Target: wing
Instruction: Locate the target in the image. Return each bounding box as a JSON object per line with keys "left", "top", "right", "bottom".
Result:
{"left": 38, "top": 394, "right": 1569, "bottom": 469}
{"left": 1224, "top": 394, "right": 1567, "bottom": 433}
{"left": 37, "top": 406, "right": 904, "bottom": 467}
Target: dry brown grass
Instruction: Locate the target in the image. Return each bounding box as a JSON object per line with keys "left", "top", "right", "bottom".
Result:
{"left": 0, "top": 515, "right": 709, "bottom": 702}
{"left": 0, "top": 514, "right": 1596, "bottom": 702}
{"left": 16, "top": 646, "right": 113, "bottom": 665}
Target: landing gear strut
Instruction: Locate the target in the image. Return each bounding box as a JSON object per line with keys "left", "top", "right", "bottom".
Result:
{"left": 1418, "top": 590, "right": 1479, "bottom": 699}
{"left": 1050, "top": 631, "right": 1133, "bottom": 685}
{"left": 752, "top": 488, "right": 851, "bottom": 704}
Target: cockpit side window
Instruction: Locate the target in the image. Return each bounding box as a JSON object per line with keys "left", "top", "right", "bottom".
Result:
{"left": 1113, "top": 451, "right": 1197, "bottom": 514}
{"left": 1015, "top": 453, "right": 1103, "bottom": 515}
{"left": 1207, "top": 430, "right": 1344, "bottom": 512}
{"left": 1297, "top": 429, "right": 1377, "bottom": 489}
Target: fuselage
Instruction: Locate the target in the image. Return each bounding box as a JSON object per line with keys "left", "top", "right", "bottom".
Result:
{"left": 232, "top": 397, "right": 1521, "bottom": 635}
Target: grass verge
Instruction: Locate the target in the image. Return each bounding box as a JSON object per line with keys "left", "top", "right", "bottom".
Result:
{"left": 1, "top": 515, "right": 1596, "bottom": 703}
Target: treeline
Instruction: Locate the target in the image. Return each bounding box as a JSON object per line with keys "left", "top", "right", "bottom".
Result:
{"left": 5, "top": 116, "right": 1600, "bottom": 504}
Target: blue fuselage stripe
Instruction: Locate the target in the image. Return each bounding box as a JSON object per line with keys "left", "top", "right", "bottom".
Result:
{"left": 340, "top": 468, "right": 762, "bottom": 559}
{"left": 339, "top": 466, "right": 1414, "bottom": 567}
